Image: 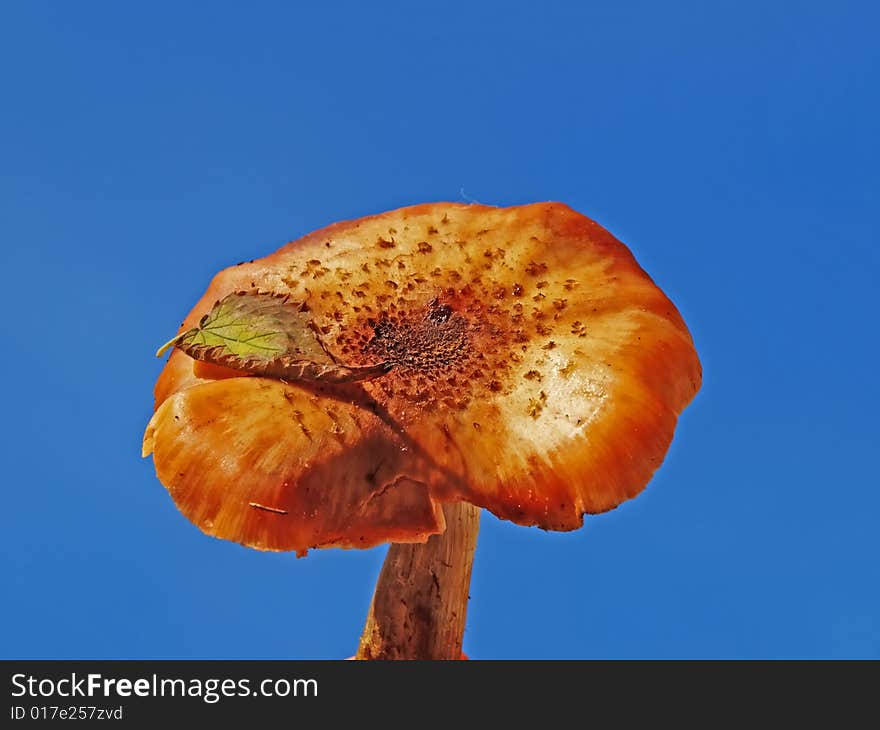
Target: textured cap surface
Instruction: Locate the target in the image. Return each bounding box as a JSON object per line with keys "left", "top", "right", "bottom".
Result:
{"left": 143, "top": 202, "right": 701, "bottom": 553}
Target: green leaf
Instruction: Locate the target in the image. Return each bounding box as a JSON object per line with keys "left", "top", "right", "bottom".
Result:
{"left": 156, "top": 291, "right": 391, "bottom": 383}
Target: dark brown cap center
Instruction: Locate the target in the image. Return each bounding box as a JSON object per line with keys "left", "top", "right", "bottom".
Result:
{"left": 365, "top": 298, "right": 469, "bottom": 373}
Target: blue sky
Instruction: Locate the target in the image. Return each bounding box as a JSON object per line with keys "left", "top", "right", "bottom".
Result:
{"left": 2, "top": 1, "right": 877, "bottom": 658}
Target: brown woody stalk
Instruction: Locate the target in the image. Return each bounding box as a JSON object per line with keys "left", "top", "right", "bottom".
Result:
{"left": 356, "top": 501, "right": 480, "bottom": 660}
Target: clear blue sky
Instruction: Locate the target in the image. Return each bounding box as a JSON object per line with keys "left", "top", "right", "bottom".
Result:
{"left": 2, "top": 1, "right": 877, "bottom": 659}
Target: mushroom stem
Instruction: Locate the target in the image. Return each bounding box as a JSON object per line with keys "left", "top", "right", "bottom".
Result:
{"left": 356, "top": 500, "right": 481, "bottom": 660}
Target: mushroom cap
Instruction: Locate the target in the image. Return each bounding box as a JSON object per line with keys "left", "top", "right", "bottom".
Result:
{"left": 143, "top": 202, "right": 701, "bottom": 554}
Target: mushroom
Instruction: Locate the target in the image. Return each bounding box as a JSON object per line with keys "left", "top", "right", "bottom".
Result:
{"left": 143, "top": 202, "right": 701, "bottom": 659}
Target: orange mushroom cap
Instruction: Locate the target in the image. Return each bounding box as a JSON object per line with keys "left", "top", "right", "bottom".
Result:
{"left": 143, "top": 202, "right": 701, "bottom": 554}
